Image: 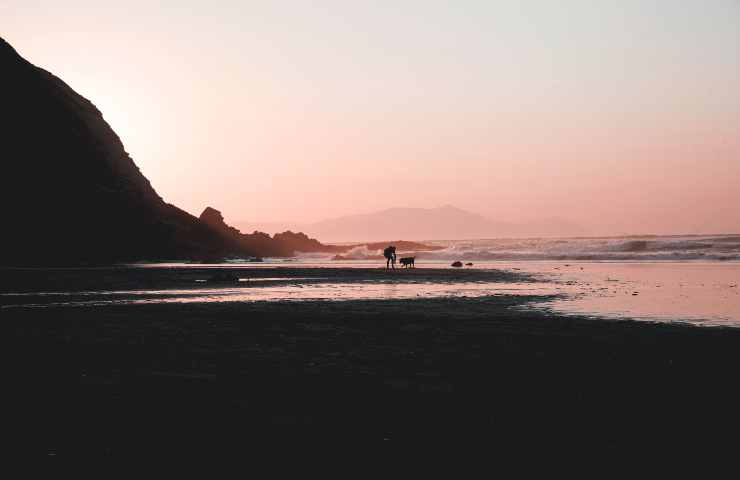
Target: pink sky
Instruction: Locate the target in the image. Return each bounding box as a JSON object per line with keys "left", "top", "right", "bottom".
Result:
{"left": 3, "top": 1, "right": 739, "bottom": 235}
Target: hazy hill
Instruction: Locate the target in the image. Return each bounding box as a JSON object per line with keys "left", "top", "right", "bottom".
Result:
{"left": 307, "top": 205, "right": 516, "bottom": 242}
{"left": 238, "top": 205, "right": 586, "bottom": 242}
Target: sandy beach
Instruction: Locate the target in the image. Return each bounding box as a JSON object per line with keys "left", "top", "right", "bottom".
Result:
{"left": 3, "top": 266, "right": 740, "bottom": 457}
{"left": 5, "top": 2, "right": 740, "bottom": 464}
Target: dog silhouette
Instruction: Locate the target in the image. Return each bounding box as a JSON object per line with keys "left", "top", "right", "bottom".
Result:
{"left": 399, "top": 257, "right": 415, "bottom": 268}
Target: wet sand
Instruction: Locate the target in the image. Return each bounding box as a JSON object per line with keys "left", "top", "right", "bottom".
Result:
{"left": 3, "top": 266, "right": 740, "bottom": 457}
{"left": 0, "top": 265, "right": 531, "bottom": 293}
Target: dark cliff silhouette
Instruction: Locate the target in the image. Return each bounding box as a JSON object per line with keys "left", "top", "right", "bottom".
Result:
{"left": 0, "top": 37, "right": 256, "bottom": 265}
{"left": 0, "top": 38, "right": 350, "bottom": 265}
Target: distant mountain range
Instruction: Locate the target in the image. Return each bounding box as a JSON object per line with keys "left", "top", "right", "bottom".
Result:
{"left": 237, "top": 205, "right": 587, "bottom": 243}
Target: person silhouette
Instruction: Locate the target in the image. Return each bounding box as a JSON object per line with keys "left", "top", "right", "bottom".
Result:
{"left": 383, "top": 246, "right": 397, "bottom": 270}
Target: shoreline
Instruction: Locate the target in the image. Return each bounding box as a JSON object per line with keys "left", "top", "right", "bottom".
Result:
{"left": 4, "top": 264, "right": 738, "bottom": 327}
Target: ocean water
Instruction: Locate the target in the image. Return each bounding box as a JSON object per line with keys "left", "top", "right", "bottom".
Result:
{"left": 319, "top": 234, "right": 740, "bottom": 263}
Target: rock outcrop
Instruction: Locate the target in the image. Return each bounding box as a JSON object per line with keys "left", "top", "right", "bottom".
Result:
{"left": 199, "top": 207, "right": 241, "bottom": 237}
{"left": 198, "top": 207, "right": 344, "bottom": 257}
{"left": 272, "top": 231, "right": 345, "bottom": 255}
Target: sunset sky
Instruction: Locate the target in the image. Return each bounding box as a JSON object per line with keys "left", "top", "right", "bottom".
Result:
{"left": 4, "top": 1, "right": 739, "bottom": 235}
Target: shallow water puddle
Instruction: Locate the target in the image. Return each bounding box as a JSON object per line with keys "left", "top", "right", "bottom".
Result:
{"left": 1, "top": 280, "right": 557, "bottom": 308}
{"left": 533, "top": 262, "right": 740, "bottom": 326}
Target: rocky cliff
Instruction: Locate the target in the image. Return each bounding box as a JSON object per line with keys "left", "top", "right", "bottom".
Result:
{"left": 0, "top": 37, "right": 251, "bottom": 264}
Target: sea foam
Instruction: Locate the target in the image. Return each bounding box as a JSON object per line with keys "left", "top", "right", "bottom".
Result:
{"left": 307, "top": 235, "right": 740, "bottom": 262}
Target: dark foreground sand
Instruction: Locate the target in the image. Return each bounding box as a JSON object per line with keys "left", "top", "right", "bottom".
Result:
{"left": 0, "top": 265, "right": 532, "bottom": 294}
{"left": 2, "top": 267, "right": 740, "bottom": 458}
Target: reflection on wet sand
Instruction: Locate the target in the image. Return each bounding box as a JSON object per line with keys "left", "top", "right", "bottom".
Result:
{"left": 539, "top": 262, "right": 740, "bottom": 326}
{"left": 2, "top": 262, "right": 738, "bottom": 326}
{"left": 2, "top": 275, "right": 555, "bottom": 308}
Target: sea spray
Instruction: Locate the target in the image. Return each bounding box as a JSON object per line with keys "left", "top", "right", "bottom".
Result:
{"left": 297, "top": 235, "right": 740, "bottom": 262}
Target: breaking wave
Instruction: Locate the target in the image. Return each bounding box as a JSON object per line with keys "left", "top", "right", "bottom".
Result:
{"left": 338, "top": 245, "right": 383, "bottom": 259}
{"left": 312, "top": 235, "right": 740, "bottom": 262}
